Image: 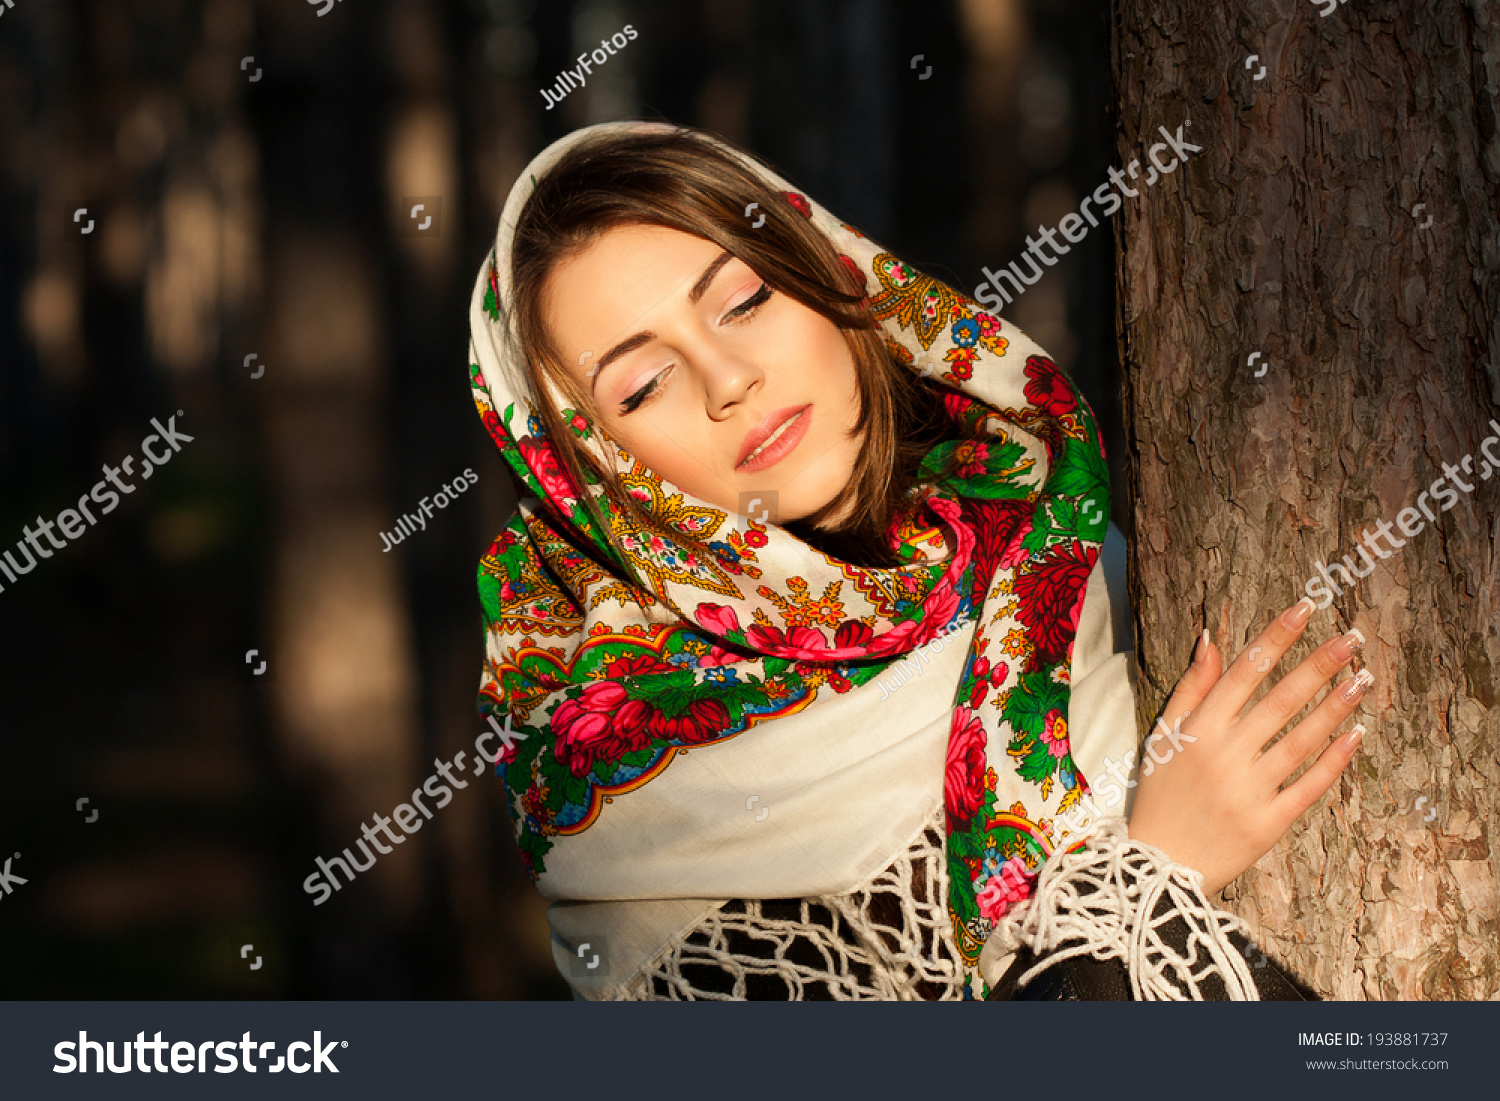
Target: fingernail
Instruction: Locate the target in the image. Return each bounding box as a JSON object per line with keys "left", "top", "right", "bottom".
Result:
{"left": 1330, "top": 627, "right": 1366, "bottom": 663}
{"left": 1193, "top": 628, "right": 1210, "bottom": 666}
{"left": 1343, "top": 723, "right": 1366, "bottom": 753}
{"left": 1283, "top": 597, "right": 1317, "bottom": 630}
{"left": 1339, "top": 668, "right": 1374, "bottom": 704}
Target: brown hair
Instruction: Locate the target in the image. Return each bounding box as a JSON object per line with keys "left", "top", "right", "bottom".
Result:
{"left": 509, "top": 124, "right": 982, "bottom": 571}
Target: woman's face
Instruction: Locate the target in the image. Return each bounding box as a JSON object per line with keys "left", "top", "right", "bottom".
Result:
{"left": 541, "top": 224, "right": 865, "bottom": 525}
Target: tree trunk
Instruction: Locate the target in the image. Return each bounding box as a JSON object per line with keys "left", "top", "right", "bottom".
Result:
{"left": 1112, "top": 0, "right": 1500, "bottom": 999}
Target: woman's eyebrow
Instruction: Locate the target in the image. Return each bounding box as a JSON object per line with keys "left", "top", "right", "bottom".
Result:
{"left": 687, "top": 249, "right": 736, "bottom": 305}
{"left": 588, "top": 250, "right": 736, "bottom": 391}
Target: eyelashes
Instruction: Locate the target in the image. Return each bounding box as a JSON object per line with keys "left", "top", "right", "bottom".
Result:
{"left": 729, "top": 283, "right": 772, "bottom": 320}
{"left": 619, "top": 371, "right": 666, "bottom": 414}
{"left": 617, "top": 284, "right": 774, "bottom": 414}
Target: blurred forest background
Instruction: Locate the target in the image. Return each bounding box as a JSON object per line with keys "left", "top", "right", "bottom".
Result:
{"left": 0, "top": 0, "right": 1121, "bottom": 998}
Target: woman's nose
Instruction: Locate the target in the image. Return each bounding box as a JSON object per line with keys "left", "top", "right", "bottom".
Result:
{"left": 693, "top": 341, "right": 762, "bottom": 415}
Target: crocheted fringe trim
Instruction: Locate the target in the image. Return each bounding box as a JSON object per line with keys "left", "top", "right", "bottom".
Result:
{"left": 998, "top": 818, "right": 1262, "bottom": 1001}
{"left": 614, "top": 802, "right": 968, "bottom": 1000}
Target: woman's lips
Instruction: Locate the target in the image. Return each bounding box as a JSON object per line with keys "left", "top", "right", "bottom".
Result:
{"left": 737, "top": 405, "right": 812, "bottom": 472}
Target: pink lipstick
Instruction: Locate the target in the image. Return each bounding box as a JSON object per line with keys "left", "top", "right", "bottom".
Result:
{"left": 737, "top": 405, "right": 811, "bottom": 472}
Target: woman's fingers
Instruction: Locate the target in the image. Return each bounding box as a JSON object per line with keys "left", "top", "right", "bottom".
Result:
{"left": 1155, "top": 628, "right": 1220, "bottom": 736}
{"left": 1240, "top": 627, "right": 1366, "bottom": 750}
{"left": 1272, "top": 723, "right": 1364, "bottom": 822}
{"left": 1254, "top": 668, "right": 1374, "bottom": 787}
{"left": 1192, "top": 597, "right": 1319, "bottom": 734}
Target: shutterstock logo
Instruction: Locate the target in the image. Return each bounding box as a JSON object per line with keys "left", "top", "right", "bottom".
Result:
{"left": 54, "top": 1031, "right": 345, "bottom": 1074}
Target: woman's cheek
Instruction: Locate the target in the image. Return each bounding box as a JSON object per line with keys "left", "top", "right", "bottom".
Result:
{"left": 808, "top": 322, "right": 858, "bottom": 403}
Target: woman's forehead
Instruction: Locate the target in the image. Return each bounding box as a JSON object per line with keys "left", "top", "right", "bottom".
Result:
{"left": 541, "top": 226, "right": 751, "bottom": 361}
{"left": 551, "top": 224, "right": 725, "bottom": 288}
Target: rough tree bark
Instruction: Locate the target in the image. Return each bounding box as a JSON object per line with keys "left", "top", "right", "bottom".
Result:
{"left": 1112, "top": 0, "right": 1500, "bottom": 999}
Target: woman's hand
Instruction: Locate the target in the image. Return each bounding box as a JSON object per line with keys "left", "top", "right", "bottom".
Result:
{"left": 1125, "top": 597, "right": 1371, "bottom": 895}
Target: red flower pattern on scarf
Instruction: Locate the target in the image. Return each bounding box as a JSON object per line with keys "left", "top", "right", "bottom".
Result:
{"left": 552, "top": 682, "right": 641, "bottom": 777}
{"left": 1023, "top": 355, "right": 1076, "bottom": 417}
{"left": 517, "top": 437, "right": 579, "bottom": 504}
{"left": 695, "top": 603, "right": 741, "bottom": 636}
{"left": 976, "top": 857, "right": 1034, "bottom": 922}
{"left": 945, "top": 707, "right": 989, "bottom": 824}
{"left": 1014, "top": 540, "right": 1098, "bottom": 667}
{"left": 646, "top": 698, "right": 732, "bottom": 745}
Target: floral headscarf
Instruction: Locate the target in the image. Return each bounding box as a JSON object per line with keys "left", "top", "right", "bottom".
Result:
{"left": 468, "top": 121, "right": 1111, "bottom": 997}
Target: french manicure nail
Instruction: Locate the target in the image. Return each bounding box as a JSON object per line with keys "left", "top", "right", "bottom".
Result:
{"left": 1344, "top": 723, "right": 1366, "bottom": 753}
{"left": 1331, "top": 627, "right": 1366, "bottom": 662}
{"left": 1193, "top": 628, "right": 1210, "bottom": 665}
{"left": 1283, "top": 596, "right": 1316, "bottom": 629}
{"left": 1339, "top": 668, "right": 1374, "bottom": 703}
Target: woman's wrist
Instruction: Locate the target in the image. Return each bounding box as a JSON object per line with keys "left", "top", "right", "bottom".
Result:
{"left": 1123, "top": 815, "right": 1226, "bottom": 895}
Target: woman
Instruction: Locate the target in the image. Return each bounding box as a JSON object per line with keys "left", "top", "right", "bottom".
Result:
{"left": 466, "top": 121, "right": 1371, "bottom": 1000}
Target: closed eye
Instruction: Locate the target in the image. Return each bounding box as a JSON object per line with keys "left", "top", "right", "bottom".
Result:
{"left": 620, "top": 368, "right": 669, "bottom": 414}
{"left": 727, "top": 283, "right": 772, "bottom": 321}
{"left": 615, "top": 285, "right": 774, "bottom": 417}
{"left": 618, "top": 285, "right": 773, "bottom": 414}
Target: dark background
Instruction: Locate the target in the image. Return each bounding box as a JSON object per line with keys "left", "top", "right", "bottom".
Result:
{"left": 0, "top": 0, "right": 1120, "bottom": 998}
